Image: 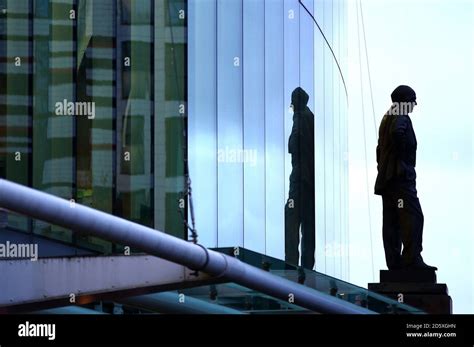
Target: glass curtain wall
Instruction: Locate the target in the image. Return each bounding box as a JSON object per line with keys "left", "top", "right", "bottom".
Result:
{"left": 188, "top": 0, "right": 349, "bottom": 278}
{"left": 0, "top": 0, "right": 187, "bottom": 253}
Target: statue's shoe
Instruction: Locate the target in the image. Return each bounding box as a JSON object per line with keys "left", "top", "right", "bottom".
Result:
{"left": 407, "top": 261, "right": 438, "bottom": 271}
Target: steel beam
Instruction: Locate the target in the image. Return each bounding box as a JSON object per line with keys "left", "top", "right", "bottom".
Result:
{"left": 0, "top": 254, "right": 214, "bottom": 310}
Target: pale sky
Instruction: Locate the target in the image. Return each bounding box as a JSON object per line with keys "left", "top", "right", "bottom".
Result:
{"left": 347, "top": 0, "right": 474, "bottom": 313}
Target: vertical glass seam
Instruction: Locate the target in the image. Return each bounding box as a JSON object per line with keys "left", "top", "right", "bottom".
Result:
{"left": 27, "top": 0, "right": 34, "bottom": 235}
{"left": 215, "top": 0, "right": 219, "bottom": 247}
{"left": 263, "top": 0, "right": 266, "bottom": 255}
{"left": 112, "top": 0, "right": 118, "bottom": 253}
{"left": 72, "top": 0, "right": 78, "bottom": 249}
{"left": 241, "top": 0, "right": 244, "bottom": 248}
{"left": 150, "top": 0, "right": 155, "bottom": 230}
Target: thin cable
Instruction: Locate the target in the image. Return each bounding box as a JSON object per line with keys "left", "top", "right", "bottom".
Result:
{"left": 359, "top": 0, "right": 377, "bottom": 137}
{"left": 356, "top": 1, "right": 375, "bottom": 281}
{"left": 299, "top": 0, "right": 348, "bottom": 105}
{"left": 169, "top": 2, "right": 198, "bottom": 244}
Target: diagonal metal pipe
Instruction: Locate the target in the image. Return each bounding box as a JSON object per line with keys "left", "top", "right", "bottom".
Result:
{"left": 0, "top": 179, "right": 375, "bottom": 314}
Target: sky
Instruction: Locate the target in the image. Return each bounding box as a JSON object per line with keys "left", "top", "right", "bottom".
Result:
{"left": 346, "top": 0, "right": 474, "bottom": 313}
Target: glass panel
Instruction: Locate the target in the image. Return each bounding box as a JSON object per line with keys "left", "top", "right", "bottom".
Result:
{"left": 187, "top": 0, "right": 218, "bottom": 247}
{"left": 263, "top": 0, "right": 285, "bottom": 259}
{"left": 283, "top": 0, "right": 301, "bottom": 219}
{"left": 323, "top": 0, "right": 335, "bottom": 275}
{"left": 74, "top": 0, "right": 115, "bottom": 253}
{"left": 2, "top": 0, "right": 31, "bottom": 232}
{"left": 215, "top": 247, "right": 424, "bottom": 314}
{"left": 153, "top": 0, "right": 186, "bottom": 239}
{"left": 313, "top": 0, "right": 326, "bottom": 273}
{"left": 332, "top": 0, "right": 342, "bottom": 279}
{"left": 177, "top": 282, "right": 309, "bottom": 314}
{"left": 32, "top": 0, "right": 74, "bottom": 243}
{"left": 216, "top": 0, "right": 243, "bottom": 247}
{"left": 242, "top": 0, "right": 265, "bottom": 254}
{"left": 116, "top": 0, "right": 154, "bottom": 229}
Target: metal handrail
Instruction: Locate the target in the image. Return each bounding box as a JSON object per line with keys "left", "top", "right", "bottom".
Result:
{"left": 0, "top": 179, "right": 375, "bottom": 314}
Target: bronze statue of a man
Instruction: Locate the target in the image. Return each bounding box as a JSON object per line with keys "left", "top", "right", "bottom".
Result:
{"left": 375, "top": 85, "right": 437, "bottom": 271}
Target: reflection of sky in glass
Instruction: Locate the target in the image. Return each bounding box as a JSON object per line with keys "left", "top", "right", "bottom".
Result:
{"left": 348, "top": 0, "right": 474, "bottom": 313}
{"left": 189, "top": 0, "right": 349, "bottom": 275}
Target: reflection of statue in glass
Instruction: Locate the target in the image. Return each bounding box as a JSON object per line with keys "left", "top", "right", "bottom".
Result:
{"left": 375, "top": 85, "right": 436, "bottom": 271}
{"left": 284, "top": 87, "right": 315, "bottom": 277}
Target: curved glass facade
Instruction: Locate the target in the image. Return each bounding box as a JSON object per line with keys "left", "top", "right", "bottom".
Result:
{"left": 1, "top": 0, "right": 348, "bottom": 279}
{"left": 188, "top": 0, "right": 349, "bottom": 278}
